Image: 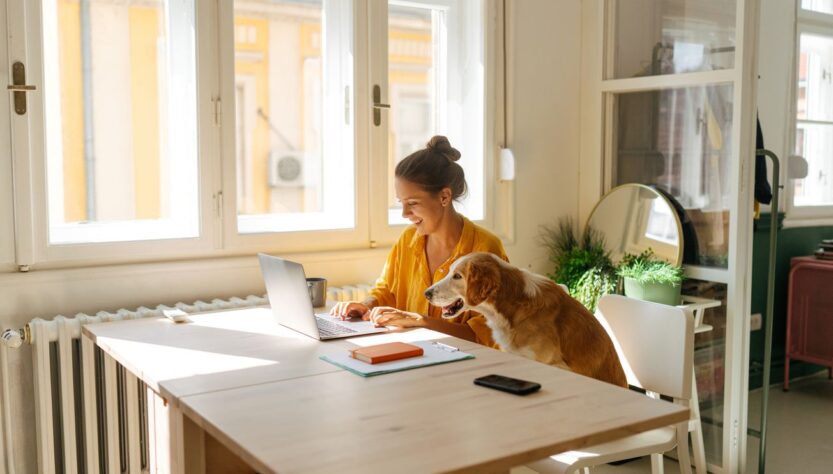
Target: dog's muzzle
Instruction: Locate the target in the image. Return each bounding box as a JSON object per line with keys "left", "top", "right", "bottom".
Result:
{"left": 424, "top": 288, "right": 434, "bottom": 300}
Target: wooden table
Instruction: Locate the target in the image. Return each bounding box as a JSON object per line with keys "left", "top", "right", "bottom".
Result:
{"left": 83, "top": 306, "right": 688, "bottom": 473}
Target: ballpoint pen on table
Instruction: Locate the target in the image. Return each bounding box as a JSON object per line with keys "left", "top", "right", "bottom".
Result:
{"left": 432, "top": 341, "right": 459, "bottom": 352}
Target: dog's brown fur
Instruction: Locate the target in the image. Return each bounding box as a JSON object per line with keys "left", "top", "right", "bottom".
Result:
{"left": 427, "top": 252, "right": 627, "bottom": 388}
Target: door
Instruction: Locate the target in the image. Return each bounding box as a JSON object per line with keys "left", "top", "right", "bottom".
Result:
{"left": 580, "top": 1, "right": 759, "bottom": 472}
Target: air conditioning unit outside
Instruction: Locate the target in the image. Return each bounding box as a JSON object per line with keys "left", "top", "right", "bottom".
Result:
{"left": 268, "top": 150, "right": 304, "bottom": 187}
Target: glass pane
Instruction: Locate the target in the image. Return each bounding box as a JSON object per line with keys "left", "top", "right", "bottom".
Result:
{"left": 610, "top": 0, "right": 736, "bottom": 79}
{"left": 794, "top": 122, "right": 833, "bottom": 206}
{"left": 234, "top": 0, "right": 355, "bottom": 234}
{"left": 387, "top": 0, "right": 485, "bottom": 225}
{"left": 802, "top": 0, "right": 833, "bottom": 15}
{"left": 797, "top": 33, "right": 833, "bottom": 122}
{"left": 43, "top": 0, "right": 198, "bottom": 244}
{"left": 612, "top": 84, "right": 734, "bottom": 268}
{"left": 684, "top": 279, "right": 728, "bottom": 467}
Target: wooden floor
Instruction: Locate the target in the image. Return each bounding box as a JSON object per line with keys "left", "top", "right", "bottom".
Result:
{"left": 516, "top": 370, "right": 833, "bottom": 473}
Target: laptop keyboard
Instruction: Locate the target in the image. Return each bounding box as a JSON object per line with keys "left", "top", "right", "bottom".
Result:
{"left": 315, "top": 317, "right": 358, "bottom": 337}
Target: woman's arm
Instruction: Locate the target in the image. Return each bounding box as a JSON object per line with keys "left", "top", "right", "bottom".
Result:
{"left": 361, "top": 297, "right": 378, "bottom": 310}
{"left": 369, "top": 307, "right": 477, "bottom": 342}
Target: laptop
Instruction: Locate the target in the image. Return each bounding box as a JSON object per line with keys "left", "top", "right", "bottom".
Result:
{"left": 258, "top": 254, "right": 389, "bottom": 340}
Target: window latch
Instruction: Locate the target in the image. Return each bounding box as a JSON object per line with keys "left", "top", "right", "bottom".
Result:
{"left": 372, "top": 85, "right": 390, "bottom": 126}
{"left": 214, "top": 191, "right": 224, "bottom": 218}
{"left": 7, "top": 62, "right": 37, "bottom": 115}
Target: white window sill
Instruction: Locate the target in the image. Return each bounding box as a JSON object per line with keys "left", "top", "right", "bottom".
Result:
{"left": 782, "top": 216, "right": 833, "bottom": 229}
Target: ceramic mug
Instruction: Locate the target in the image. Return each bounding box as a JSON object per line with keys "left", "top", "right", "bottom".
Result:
{"left": 306, "top": 277, "right": 327, "bottom": 308}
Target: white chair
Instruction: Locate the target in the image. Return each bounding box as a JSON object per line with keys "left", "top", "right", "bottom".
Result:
{"left": 525, "top": 294, "right": 695, "bottom": 474}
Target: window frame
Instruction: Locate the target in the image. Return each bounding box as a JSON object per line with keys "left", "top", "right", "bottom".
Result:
{"left": 787, "top": 6, "right": 833, "bottom": 224}
{"left": 4, "top": 0, "right": 500, "bottom": 271}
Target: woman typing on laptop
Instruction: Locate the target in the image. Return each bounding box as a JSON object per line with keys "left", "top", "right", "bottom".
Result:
{"left": 330, "top": 136, "right": 507, "bottom": 347}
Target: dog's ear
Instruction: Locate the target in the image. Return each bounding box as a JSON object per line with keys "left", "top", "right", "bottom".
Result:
{"left": 464, "top": 258, "right": 500, "bottom": 307}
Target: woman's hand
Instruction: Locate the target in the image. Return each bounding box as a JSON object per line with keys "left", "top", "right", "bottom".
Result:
{"left": 368, "top": 307, "right": 425, "bottom": 328}
{"left": 329, "top": 302, "right": 370, "bottom": 320}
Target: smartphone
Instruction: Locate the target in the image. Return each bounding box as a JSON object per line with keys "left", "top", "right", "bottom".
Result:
{"left": 473, "top": 374, "right": 541, "bottom": 396}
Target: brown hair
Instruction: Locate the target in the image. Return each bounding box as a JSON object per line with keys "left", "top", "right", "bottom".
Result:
{"left": 395, "top": 135, "right": 467, "bottom": 200}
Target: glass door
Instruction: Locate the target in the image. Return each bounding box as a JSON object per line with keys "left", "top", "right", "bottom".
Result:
{"left": 580, "top": 1, "right": 759, "bottom": 472}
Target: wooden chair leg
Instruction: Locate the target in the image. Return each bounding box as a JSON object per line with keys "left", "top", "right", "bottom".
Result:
{"left": 650, "top": 453, "right": 664, "bottom": 474}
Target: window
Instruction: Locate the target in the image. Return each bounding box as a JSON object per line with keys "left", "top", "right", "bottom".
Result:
{"left": 231, "top": 0, "right": 355, "bottom": 235}
{"left": 42, "top": 0, "right": 199, "bottom": 244}
{"left": 6, "top": 0, "right": 496, "bottom": 267}
{"left": 385, "top": 1, "right": 486, "bottom": 225}
{"left": 803, "top": 0, "right": 833, "bottom": 16}
{"left": 791, "top": 5, "right": 833, "bottom": 217}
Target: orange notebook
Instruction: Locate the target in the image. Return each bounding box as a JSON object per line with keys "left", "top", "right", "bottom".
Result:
{"left": 350, "top": 342, "right": 424, "bottom": 364}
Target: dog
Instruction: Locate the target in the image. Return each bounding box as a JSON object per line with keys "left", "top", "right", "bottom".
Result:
{"left": 425, "top": 252, "right": 627, "bottom": 388}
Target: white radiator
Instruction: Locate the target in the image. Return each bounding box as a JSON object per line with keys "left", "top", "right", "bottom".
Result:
{"left": 0, "top": 286, "right": 369, "bottom": 474}
{"left": 327, "top": 284, "right": 374, "bottom": 303}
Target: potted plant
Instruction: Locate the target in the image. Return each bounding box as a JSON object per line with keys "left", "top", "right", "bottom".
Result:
{"left": 540, "top": 218, "right": 617, "bottom": 311}
{"left": 617, "top": 249, "right": 685, "bottom": 306}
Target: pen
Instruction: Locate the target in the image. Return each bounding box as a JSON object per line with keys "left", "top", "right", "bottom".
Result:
{"left": 432, "top": 341, "right": 459, "bottom": 352}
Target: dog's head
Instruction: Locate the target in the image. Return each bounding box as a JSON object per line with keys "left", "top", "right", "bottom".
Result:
{"left": 424, "top": 252, "right": 502, "bottom": 319}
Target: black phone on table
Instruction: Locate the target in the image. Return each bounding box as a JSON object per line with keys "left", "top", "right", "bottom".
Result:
{"left": 473, "top": 374, "right": 541, "bottom": 395}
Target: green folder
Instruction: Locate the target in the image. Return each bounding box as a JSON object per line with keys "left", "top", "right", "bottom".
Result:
{"left": 320, "top": 340, "right": 474, "bottom": 377}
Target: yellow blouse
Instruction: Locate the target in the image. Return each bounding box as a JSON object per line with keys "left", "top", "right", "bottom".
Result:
{"left": 368, "top": 217, "right": 508, "bottom": 348}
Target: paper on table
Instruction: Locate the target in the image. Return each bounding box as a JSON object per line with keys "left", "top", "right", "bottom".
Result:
{"left": 320, "top": 340, "right": 474, "bottom": 377}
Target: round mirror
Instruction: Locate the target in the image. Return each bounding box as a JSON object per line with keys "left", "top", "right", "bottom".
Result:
{"left": 586, "top": 184, "right": 683, "bottom": 266}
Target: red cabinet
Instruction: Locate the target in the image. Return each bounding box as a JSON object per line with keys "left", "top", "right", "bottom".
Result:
{"left": 784, "top": 256, "right": 833, "bottom": 390}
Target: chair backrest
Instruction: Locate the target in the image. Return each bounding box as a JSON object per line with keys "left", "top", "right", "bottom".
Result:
{"left": 595, "top": 294, "right": 694, "bottom": 400}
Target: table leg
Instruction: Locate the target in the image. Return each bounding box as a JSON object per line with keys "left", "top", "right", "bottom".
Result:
{"left": 183, "top": 413, "right": 206, "bottom": 474}
{"left": 168, "top": 403, "right": 186, "bottom": 474}
{"left": 148, "top": 392, "right": 205, "bottom": 474}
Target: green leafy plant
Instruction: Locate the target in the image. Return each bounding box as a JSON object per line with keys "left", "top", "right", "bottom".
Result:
{"left": 617, "top": 249, "right": 684, "bottom": 286}
{"left": 573, "top": 267, "right": 618, "bottom": 312}
{"left": 540, "top": 218, "right": 616, "bottom": 311}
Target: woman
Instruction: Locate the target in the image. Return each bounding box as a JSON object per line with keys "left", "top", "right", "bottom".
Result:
{"left": 330, "top": 136, "right": 507, "bottom": 346}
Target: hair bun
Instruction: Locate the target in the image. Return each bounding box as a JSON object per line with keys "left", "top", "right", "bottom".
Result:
{"left": 427, "top": 135, "right": 462, "bottom": 162}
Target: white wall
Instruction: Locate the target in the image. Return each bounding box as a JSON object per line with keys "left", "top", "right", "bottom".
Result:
{"left": 504, "top": 0, "right": 582, "bottom": 270}
{"left": 0, "top": 1, "right": 583, "bottom": 471}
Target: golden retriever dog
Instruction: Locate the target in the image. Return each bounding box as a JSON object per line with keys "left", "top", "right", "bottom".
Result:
{"left": 425, "top": 252, "right": 627, "bottom": 388}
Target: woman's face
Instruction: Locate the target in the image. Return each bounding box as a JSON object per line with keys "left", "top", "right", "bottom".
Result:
{"left": 395, "top": 177, "right": 452, "bottom": 235}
